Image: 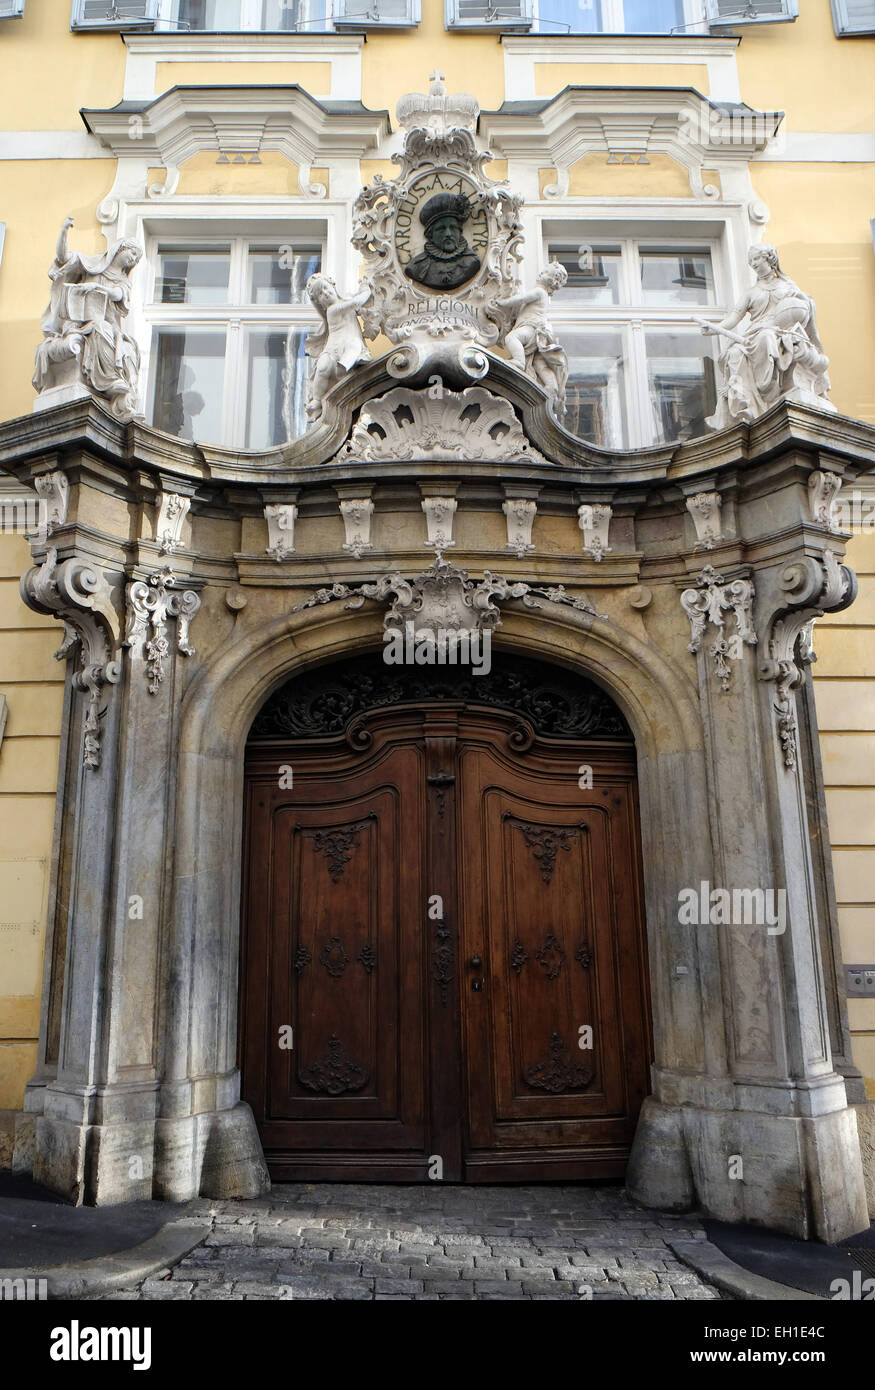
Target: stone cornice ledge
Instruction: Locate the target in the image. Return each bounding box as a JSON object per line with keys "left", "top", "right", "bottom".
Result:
{"left": 0, "top": 390, "right": 872, "bottom": 496}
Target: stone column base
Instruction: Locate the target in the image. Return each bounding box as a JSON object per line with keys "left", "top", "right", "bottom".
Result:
{"left": 627, "top": 1096, "right": 869, "bottom": 1243}
{"left": 18, "top": 1094, "right": 269, "bottom": 1206}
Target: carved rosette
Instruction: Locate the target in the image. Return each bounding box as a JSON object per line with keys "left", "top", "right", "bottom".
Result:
{"left": 759, "top": 549, "right": 856, "bottom": 770}
{"left": 680, "top": 565, "right": 757, "bottom": 693}
{"left": 20, "top": 547, "right": 121, "bottom": 771}
{"left": 124, "top": 568, "right": 201, "bottom": 695}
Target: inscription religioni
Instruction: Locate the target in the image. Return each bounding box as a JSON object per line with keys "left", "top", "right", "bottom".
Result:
{"left": 1, "top": 66, "right": 872, "bottom": 1251}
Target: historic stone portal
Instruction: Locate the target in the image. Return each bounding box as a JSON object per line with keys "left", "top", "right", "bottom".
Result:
{"left": 241, "top": 653, "right": 650, "bottom": 1182}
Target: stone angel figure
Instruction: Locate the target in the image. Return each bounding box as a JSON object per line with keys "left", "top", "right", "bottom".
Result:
{"left": 305, "top": 274, "right": 372, "bottom": 424}
{"left": 33, "top": 216, "right": 143, "bottom": 421}
{"left": 495, "top": 262, "right": 569, "bottom": 419}
{"left": 697, "top": 242, "right": 835, "bottom": 430}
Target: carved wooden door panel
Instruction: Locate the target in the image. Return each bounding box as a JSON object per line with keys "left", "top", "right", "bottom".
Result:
{"left": 242, "top": 655, "right": 650, "bottom": 1182}
{"left": 457, "top": 721, "right": 650, "bottom": 1180}
{"left": 241, "top": 731, "right": 429, "bottom": 1179}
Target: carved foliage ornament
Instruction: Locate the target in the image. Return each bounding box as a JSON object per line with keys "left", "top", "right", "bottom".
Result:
{"left": 524, "top": 1032, "right": 594, "bottom": 1094}
{"left": 124, "top": 568, "right": 200, "bottom": 696}
{"left": 298, "top": 1035, "right": 368, "bottom": 1096}
{"left": 250, "top": 651, "right": 632, "bottom": 743}
{"left": 293, "top": 555, "right": 604, "bottom": 643}
{"left": 759, "top": 549, "right": 856, "bottom": 771}
{"left": 20, "top": 547, "right": 121, "bottom": 771}
{"left": 681, "top": 565, "right": 757, "bottom": 693}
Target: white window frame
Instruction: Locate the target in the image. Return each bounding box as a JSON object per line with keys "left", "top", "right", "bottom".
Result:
{"left": 0, "top": 0, "right": 26, "bottom": 19}
{"left": 830, "top": 0, "right": 875, "bottom": 36}
{"left": 143, "top": 231, "right": 322, "bottom": 447}
{"left": 543, "top": 227, "right": 728, "bottom": 449}
{"left": 704, "top": 0, "right": 797, "bottom": 26}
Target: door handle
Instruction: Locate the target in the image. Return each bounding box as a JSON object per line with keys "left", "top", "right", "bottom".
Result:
{"left": 469, "top": 955, "right": 482, "bottom": 968}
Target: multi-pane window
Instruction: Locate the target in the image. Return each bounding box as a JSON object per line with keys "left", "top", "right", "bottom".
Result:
{"left": 532, "top": 0, "right": 686, "bottom": 34}
{"left": 145, "top": 237, "right": 321, "bottom": 449}
{"left": 546, "top": 236, "right": 721, "bottom": 449}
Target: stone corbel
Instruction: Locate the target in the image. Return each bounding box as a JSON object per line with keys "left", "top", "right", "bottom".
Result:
{"left": 33, "top": 470, "right": 69, "bottom": 538}
{"left": 685, "top": 490, "right": 724, "bottom": 550}
{"left": 298, "top": 165, "right": 328, "bottom": 200}
{"left": 759, "top": 549, "right": 856, "bottom": 770}
{"left": 20, "top": 547, "right": 121, "bottom": 770}
{"left": 124, "top": 568, "right": 201, "bottom": 697}
{"left": 681, "top": 564, "right": 757, "bottom": 694}
{"left": 264, "top": 504, "right": 298, "bottom": 562}
{"left": 542, "top": 167, "right": 570, "bottom": 199}
{"left": 577, "top": 503, "right": 612, "bottom": 563}
{"left": 502, "top": 498, "right": 537, "bottom": 559}
{"left": 146, "top": 165, "right": 181, "bottom": 200}
{"left": 156, "top": 491, "right": 191, "bottom": 556}
{"left": 338, "top": 497, "right": 375, "bottom": 560}
{"left": 422, "top": 495, "right": 458, "bottom": 553}
{"left": 808, "top": 470, "right": 843, "bottom": 535}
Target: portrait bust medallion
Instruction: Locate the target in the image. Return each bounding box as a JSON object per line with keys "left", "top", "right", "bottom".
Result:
{"left": 396, "top": 176, "right": 486, "bottom": 292}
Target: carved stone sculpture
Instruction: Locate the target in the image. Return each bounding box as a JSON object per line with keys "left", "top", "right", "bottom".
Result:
{"left": 33, "top": 217, "right": 143, "bottom": 421}
{"left": 403, "top": 192, "right": 481, "bottom": 291}
{"left": 496, "top": 262, "right": 569, "bottom": 419}
{"left": 699, "top": 243, "right": 835, "bottom": 430}
{"left": 304, "top": 274, "right": 372, "bottom": 423}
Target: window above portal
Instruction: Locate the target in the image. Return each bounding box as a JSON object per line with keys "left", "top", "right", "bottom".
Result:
{"left": 144, "top": 235, "right": 322, "bottom": 449}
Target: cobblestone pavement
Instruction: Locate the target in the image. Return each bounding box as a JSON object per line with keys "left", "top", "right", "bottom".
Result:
{"left": 107, "top": 1184, "right": 723, "bottom": 1301}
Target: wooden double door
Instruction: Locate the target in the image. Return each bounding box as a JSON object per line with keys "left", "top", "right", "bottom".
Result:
{"left": 241, "top": 657, "right": 650, "bottom": 1182}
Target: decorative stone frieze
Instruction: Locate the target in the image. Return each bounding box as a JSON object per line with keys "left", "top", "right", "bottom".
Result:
{"left": 759, "top": 549, "right": 856, "bottom": 770}
{"left": 680, "top": 564, "right": 757, "bottom": 693}
{"left": 156, "top": 491, "right": 191, "bottom": 556}
{"left": 421, "top": 496, "right": 457, "bottom": 552}
{"left": 339, "top": 498, "right": 374, "bottom": 559}
{"left": 807, "top": 470, "right": 843, "bottom": 534}
{"left": 124, "top": 568, "right": 201, "bottom": 696}
{"left": 293, "top": 554, "right": 601, "bottom": 634}
{"left": 20, "top": 547, "right": 121, "bottom": 770}
{"left": 332, "top": 385, "right": 547, "bottom": 464}
{"left": 685, "top": 490, "right": 724, "bottom": 550}
{"left": 577, "top": 503, "right": 613, "bottom": 563}
{"left": 502, "top": 498, "right": 537, "bottom": 558}
{"left": 264, "top": 503, "right": 298, "bottom": 562}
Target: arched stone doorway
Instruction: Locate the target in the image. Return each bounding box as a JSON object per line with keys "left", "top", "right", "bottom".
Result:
{"left": 239, "top": 650, "right": 651, "bottom": 1182}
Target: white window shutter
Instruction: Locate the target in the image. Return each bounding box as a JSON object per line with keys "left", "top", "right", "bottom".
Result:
{"left": 445, "top": 0, "right": 532, "bottom": 29}
{"left": 73, "top": 0, "right": 155, "bottom": 27}
{"left": 705, "top": 0, "right": 797, "bottom": 23}
{"left": 333, "top": 0, "right": 420, "bottom": 26}
{"left": 0, "top": 0, "right": 25, "bottom": 16}
{"left": 831, "top": 0, "right": 875, "bottom": 35}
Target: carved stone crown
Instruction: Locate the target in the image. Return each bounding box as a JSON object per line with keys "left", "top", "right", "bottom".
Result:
{"left": 396, "top": 72, "right": 479, "bottom": 137}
